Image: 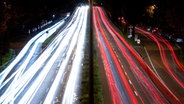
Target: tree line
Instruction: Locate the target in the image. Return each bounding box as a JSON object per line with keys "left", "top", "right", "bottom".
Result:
{"left": 0, "top": 0, "right": 79, "bottom": 65}
{"left": 97, "top": 0, "right": 184, "bottom": 37}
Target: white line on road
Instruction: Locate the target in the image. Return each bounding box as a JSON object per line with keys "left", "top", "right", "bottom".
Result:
{"left": 134, "top": 91, "right": 138, "bottom": 96}
{"left": 144, "top": 47, "right": 160, "bottom": 77}
{"left": 129, "top": 80, "right": 132, "bottom": 85}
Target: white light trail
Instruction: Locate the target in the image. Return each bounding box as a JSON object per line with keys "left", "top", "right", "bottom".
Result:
{"left": 0, "top": 17, "right": 67, "bottom": 103}
{"left": 0, "top": 5, "right": 88, "bottom": 104}
{"left": 62, "top": 5, "right": 88, "bottom": 104}
{"left": 0, "top": 19, "right": 65, "bottom": 86}
{"left": 43, "top": 6, "right": 86, "bottom": 104}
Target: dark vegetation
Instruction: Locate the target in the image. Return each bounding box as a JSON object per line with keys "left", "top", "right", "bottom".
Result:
{"left": 79, "top": 13, "right": 103, "bottom": 103}
{"left": 0, "top": 49, "right": 14, "bottom": 70}
{"left": 96, "top": 0, "right": 184, "bottom": 39}
{"left": 97, "top": 0, "right": 184, "bottom": 64}
{"left": 0, "top": 0, "right": 86, "bottom": 65}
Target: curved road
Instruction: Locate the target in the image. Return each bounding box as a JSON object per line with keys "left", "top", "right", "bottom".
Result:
{"left": 93, "top": 6, "right": 182, "bottom": 104}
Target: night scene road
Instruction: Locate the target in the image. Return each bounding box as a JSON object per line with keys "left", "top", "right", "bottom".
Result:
{"left": 93, "top": 6, "right": 183, "bottom": 104}
{"left": 0, "top": 5, "right": 88, "bottom": 104}
{"left": 0, "top": 1, "right": 184, "bottom": 104}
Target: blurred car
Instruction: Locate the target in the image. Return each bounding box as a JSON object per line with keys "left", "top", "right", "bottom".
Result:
{"left": 176, "top": 38, "right": 183, "bottom": 43}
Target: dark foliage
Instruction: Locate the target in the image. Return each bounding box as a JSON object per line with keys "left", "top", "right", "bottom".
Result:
{"left": 99, "top": 0, "right": 184, "bottom": 37}
{"left": 0, "top": 0, "right": 84, "bottom": 59}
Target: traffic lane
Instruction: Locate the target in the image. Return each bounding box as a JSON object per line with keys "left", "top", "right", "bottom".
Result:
{"left": 136, "top": 29, "right": 184, "bottom": 100}
{"left": 136, "top": 28, "right": 184, "bottom": 85}
{"left": 133, "top": 26, "right": 184, "bottom": 102}
{"left": 0, "top": 20, "right": 65, "bottom": 86}
{"left": 93, "top": 8, "right": 123, "bottom": 103}
{"left": 96, "top": 6, "right": 175, "bottom": 102}
{"left": 95, "top": 6, "right": 155, "bottom": 103}
{"left": 0, "top": 42, "right": 43, "bottom": 96}
{"left": 94, "top": 23, "right": 123, "bottom": 104}
{"left": 0, "top": 14, "right": 71, "bottom": 104}
{"left": 156, "top": 35, "right": 184, "bottom": 77}
{"left": 18, "top": 6, "right": 84, "bottom": 103}
{"left": 156, "top": 34, "right": 184, "bottom": 72}
{"left": 95, "top": 12, "right": 154, "bottom": 103}
{"left": 1, "top": 42, "right": 59, "bottom": 103}
{"left": 103, "top": 29, "right": 156, "bottom": 103}
{"left": 28, "top": 56, "right": 66, "bottom": 104}
{"left": 23, "top": 6, "right": 88, "bottom": 104}
{"left": 61, "top": 6, "right": 88, "bottom": 104}
{"left": 93, "top": 7, "right": 138, "bottom": 104}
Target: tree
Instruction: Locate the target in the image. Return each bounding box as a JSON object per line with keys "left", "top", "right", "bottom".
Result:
{"left": 101, "top": 0, "right": 153, "bottom": 37}
{"left": 0, "top": 0, "right": 81, "bottom": 66}
{"left": 0, "top": 1, "right": 12, "bottom": 65}
{"left": 121, "top": 0, "right": 153, "bottom": 37}
{"left": 164, "top": 1, "right": 184, "bottom": 33}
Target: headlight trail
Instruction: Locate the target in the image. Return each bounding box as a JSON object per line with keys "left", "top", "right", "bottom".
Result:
{"left": 0, "top": 6, "right": 88, "bottom": 103}
{"left": 0, "top": 19, "right": 65, "bottom": 87}
{"left": 61, "top": 6, "right": 88, "bottom": 104}
{"left": 0, "top": 5, "right": 89, "bottom": 104}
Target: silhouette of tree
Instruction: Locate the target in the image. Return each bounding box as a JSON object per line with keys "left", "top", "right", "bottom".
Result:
{"left": 0, "top": 1, "right": 12, "bottom": 65}
{"left": 101, "top": 0, "right": 152, "bottom": 37}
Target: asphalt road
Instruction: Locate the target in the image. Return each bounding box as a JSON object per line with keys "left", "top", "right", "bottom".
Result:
{"left": 93, "top": 6, "right": 183, "bottom": 104}
{"left": 0, "top": 5, "right": 88, "bottom": 104}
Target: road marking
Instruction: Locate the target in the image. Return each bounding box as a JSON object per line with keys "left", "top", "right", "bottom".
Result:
{"left": 134, "top": 91, "right": 138, "bottom": 96}
{"left": 46, "top": 88, "right": 49, "bottom": 92}
{"left": 39, "top": 101, "right": 43, "bottom": 104}
{"left": 129, "top": 80, "right": 132, "bottom": 84}
{"left": 121, "top": 65, "right": 124, "bottom": 69}
{"left": 118, "top": 58, "right": 120, "bottom": 62}
{"left": 51, "top": 78, "right": 54, "bottom": 82}
{"left": 57, "top": 63, "right": 60, "bottom": 67}
{"left": 54, "top": 97, "right": 59, "bottom": 103}
{"left": 144, "top": 47, "right": 160, "bottom": 77}
{"left": 125, "top": 72, "right": 127, "bottom": 76}
{"left": 175, "top": 43, "right": 181, "bottom": 49}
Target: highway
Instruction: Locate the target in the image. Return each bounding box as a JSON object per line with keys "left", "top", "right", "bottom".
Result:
{"left": 0, "top": 5, "right": 88, "bottom": 104}
{"left": 135, "top": 27, "right": 184, "bottom": 103}
{"left": 122, "top": 17, "right": 184, "bottom": 103}
{"left": 0, "top": 4, "right": 183, "bottom": 104}
{"left": 93, "top": 6, "right": 183, "bottom": 104}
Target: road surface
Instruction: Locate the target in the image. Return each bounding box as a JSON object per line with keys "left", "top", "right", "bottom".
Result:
{"left": 93, "top": 6, "right": 183, "bottom": 104}
{"left": 0, "top": 5, "right": 89, "bottom": 104}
